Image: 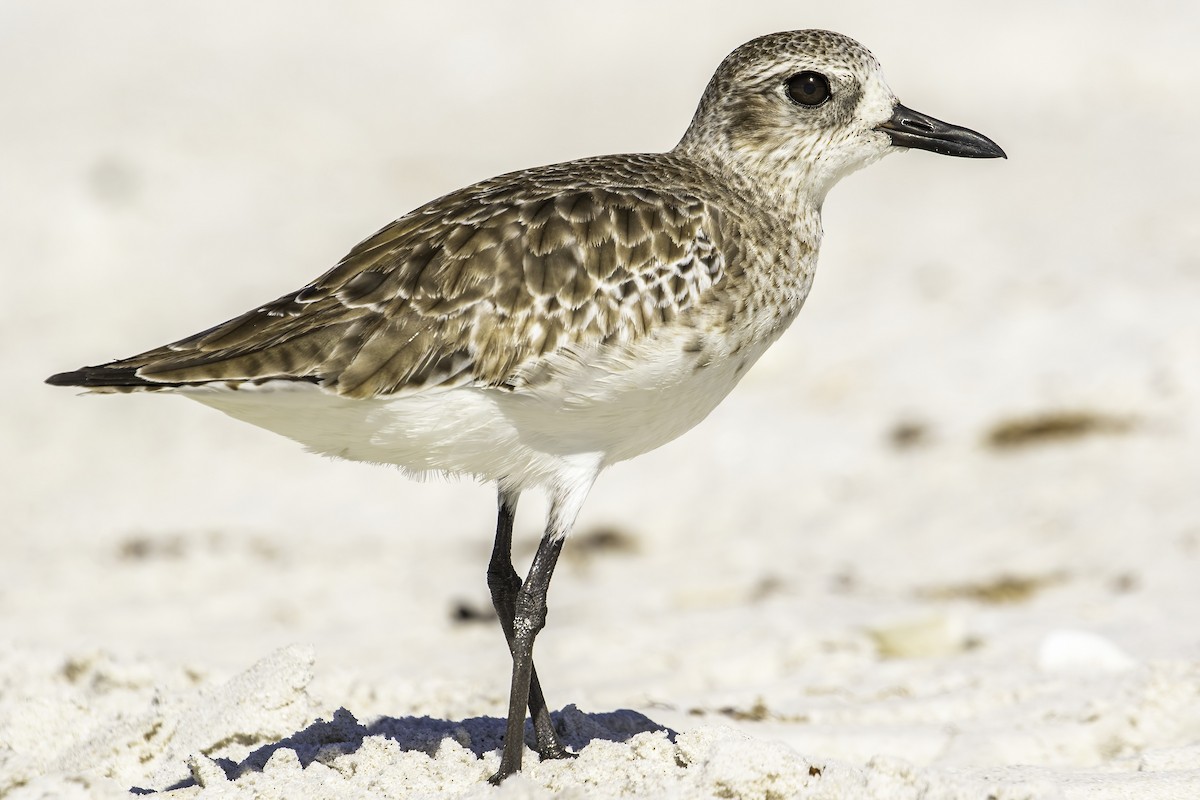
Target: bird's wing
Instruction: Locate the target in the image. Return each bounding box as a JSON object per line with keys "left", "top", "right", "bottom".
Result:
{"left": 72, "top": 175, "right": 730, "bottom": 398}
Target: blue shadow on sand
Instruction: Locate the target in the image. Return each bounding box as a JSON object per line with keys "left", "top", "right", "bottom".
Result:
{"left": 135, "top": 705, "right": 674, "bottom": 793}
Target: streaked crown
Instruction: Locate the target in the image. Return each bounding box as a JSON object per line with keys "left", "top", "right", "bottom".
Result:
{"left": 676, "top": 30, "right": 900, "bottom": 204}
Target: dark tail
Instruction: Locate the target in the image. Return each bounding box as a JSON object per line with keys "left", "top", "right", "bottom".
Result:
{"left": 45, "top": 365, "right": 179, "bottom": 390}
{"left": 47, "top": 364, "right": 322, "bottom": 390}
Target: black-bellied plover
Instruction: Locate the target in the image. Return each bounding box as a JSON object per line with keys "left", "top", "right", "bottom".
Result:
{"left": 48, "top": 30, "right": 1004, "bottom": 782}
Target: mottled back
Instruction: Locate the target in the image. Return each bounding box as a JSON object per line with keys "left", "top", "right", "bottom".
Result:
{"left": 82, "top": 156, "right": 730, "bottom": 398}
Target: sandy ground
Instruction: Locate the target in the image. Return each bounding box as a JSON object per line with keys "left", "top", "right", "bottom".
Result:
{"left": 3, "top": 2, "right": 1200, "bottom": 798}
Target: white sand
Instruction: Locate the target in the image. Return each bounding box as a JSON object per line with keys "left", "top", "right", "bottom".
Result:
{"left": 3, "top": 2, "right": 1199, "bottom": 797}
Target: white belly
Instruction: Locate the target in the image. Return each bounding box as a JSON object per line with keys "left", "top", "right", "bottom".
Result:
{"left": 181, "top": 327, "right": 777, "bottom": 490}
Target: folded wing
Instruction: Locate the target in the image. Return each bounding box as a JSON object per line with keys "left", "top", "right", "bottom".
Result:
{"left": 49, "top": 168, "right": 730, "bottom": 398}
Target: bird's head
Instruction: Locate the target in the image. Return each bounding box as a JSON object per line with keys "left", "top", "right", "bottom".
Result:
{"left": 677, "top": 30, "right": 1004, "bottom": 208}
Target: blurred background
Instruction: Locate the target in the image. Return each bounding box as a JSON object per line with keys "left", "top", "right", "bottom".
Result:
{"left": 2, "top": 0, "right": 1198, "bottom": 741}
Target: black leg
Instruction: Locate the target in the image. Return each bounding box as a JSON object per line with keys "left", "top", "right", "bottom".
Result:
{"left": 485, "top": 490, "right": 571, "bottom": 762}
{"left": 488, "top": 466, "right": 598, "bottom": 784}
{"left": 490, "top": 525, "right": 568, "bottom": 784}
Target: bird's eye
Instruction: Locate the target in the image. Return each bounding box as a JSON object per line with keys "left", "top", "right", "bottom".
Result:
{"left": 785, "top": 71, "right": 831, "bottom": 107}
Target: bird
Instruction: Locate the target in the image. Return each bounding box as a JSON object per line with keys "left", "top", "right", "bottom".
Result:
{"left": 47, "top": 30, "right": 1004, "bottom": 783}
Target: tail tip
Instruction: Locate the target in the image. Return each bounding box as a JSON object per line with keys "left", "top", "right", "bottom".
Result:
{"left": 46, "top": 370, "right": 84, "bottom": 387}
{"left": 45, "top": 365, "right": 150, "bottom": 389}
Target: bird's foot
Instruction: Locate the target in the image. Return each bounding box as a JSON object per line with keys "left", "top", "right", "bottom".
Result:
{"left": 536, "top": 742, "right": 576, "bottom": 761}
{"left": 486, "top": 741, "right": 575, "bottom": 784}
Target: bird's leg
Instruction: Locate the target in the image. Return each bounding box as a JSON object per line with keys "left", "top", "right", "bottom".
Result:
{"left": 490, "top": 467, "right": 596, "bottom": 784}
{"left": 486, "top": 489, "right": 571, "bottom": 762}
{"left": 490, "top": 526, "right": 567, "bottom": 783}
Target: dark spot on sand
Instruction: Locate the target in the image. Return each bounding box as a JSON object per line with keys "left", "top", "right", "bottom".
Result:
{"left": 984, "top": 411, "right": 1133, "bottom": 450}
{"left": 565, "top": 526, "right": 639, "bottom": 566}
{"left": 707, "top": 698, "right": 809, "bottom": 724}
{"left": 750, "top": 574, "right": 785, "bottom": 601}
{"left": 450, "top": 600, "right": 496, "bottom": 624}
{"left": 888, "top": 419, "right": 931, "bottom": 450}
{"left": 918, "top": 571, "right": 1068, "bottom": 604}
{"left": 116, "top": 531, "right": 279, "bottom": 562}
{"left": 719, "top": 698, "right": 771, "bottom": 722}
{"left": 1110, "top": 572, "right": 1140, "bottom": 594}
{"left": 117, "top": 535, "right": 185, "bottom": 561}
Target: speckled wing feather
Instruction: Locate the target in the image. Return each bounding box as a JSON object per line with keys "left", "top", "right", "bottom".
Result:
{"left": 82, "top": 159, "right": 729, "bottom": 399}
